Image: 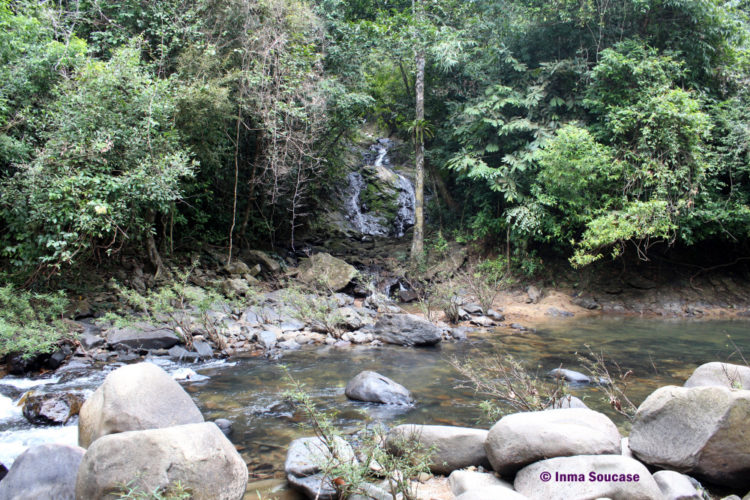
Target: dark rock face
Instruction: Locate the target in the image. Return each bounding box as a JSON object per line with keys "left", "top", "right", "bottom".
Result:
{"left": 22, "top": 392, "right": 85, "bottom": 425}
{"left": 372, "top": 314, "right": 442, "bottom": 346}
{"left": 106, "top": 322, "right": 180, "bottom": 350}
{"left": 345, "top": 371, "right": 413, "bottom": 405}
{"left": 0, "top": 444, "right": 85, "bottom": 500}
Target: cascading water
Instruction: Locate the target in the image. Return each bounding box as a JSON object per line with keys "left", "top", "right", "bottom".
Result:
{"left": 345, "top": 138, "right": 416, "bottom": 237}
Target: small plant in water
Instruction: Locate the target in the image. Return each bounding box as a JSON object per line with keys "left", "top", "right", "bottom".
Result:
{"left": 576, "top": 345, "right": 638, "bottom": 419}
{"left": 281, "top": 367, "right": 434, "bottom": 500}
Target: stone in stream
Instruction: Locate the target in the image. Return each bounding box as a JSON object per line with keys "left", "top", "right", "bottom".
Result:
{"left": 214, "top": 418, "right": 233, "bottom": 437}
{"left": 192, "top": 339, "right": 213, "bottom": 359}
{"left": 297, "top": 252, "right": 357, "bottom": 292}
{"left": 485, "top": 408, "right": 621, "bottom": 475}
{"left": 345, "top": 371, "right": 413, "bottom": 405}
{"left": 684, "top": 362, "right": 750, "bottom": 390}
{"left": 76, "top": 423, "right": 247, "bottom": 500}
{"left": 105, "top": 322, "right": 180, "bottom": 350}
{"left": 0, "top": 443, "right": 84, "bottom": 500}
{"left": 513, "top": 455, "right": 663, "bottom": 500}
{"left": 22, "top": 392, "right": 85, "bottom": 425}
{"left": 372, "top": 313, "right": 442, "bottom": 346}
{"left": 386, "top": 425, "right": 490, "bottom": 474}
{"left": 285, "top": 436, "right": 355, "bottom": 500}
{"left": 469, "top": 315, "right": 496, "bottom": 327}
{"left": 78, "top": 362, "right": 204, "bottom": 448}
{"left": 629, "top": 385, "right": 750, "bottom": 488}
{"left": 547, "top": 368, "right": 591, "bottom": 384}
{"left": 652, "top": 470, "right": 703, "bottom": 500}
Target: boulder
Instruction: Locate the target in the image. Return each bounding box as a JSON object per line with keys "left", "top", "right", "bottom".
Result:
{"left": 244, "top": 249, "right": 281, "bottom": 273}
{"left": 22, "top": 392, "right": 85, "bottom": 425}
{"left": 258, "top": 330, "right": 278, "bottom": 350}
{"left": 514, "top": 455, "right": 663, "bottom": 500}
{"left": 224, "top": 259, "right": 252, "bottom": 276}
{"left": 297, "top": 253, "right": 357, "bottom": 292}
{"left": 285, "top": 436, "right": 355, "bottom": 500}
{"left": 652, "top": 470, "right": 702, "bottom": 500}
{"left": 75, "top": 423, "right": 247, "bottom": 500}
{"left": 448, "top": 470, "right": 512, "bottom": 496}
{"left": 372, "top": 314, "right": 442, "bottom": 346}
{"left": 485, "top": 408, "right": 621, "bottom": 475}
{"left": 78, "top": 362, "right": 204, "bottom": 448}
{"left": 105, "top": 322, "right": 180, "bottom": 350}
{"left": 0, "top": 443, "right": 84, "bottom": 500}
{"left": 629, "top": 385, "right": 750, "bottom": 488}
{"left": 548, "top": 368, "right": 590, "bottom": 384}
{"left": 345, "top": 371, "right": 413, "bottom": 405}
{"left": 222, "top": 278, "right": 251, "bottom": 297}
{"left": 684, "top": 362, "right": 750, "bottom": 390}
{"left": 387, "top": 425, "right": 490, "bottom": 474}
{"left": 526, "top": 286, "right": 542, "bottom": 304}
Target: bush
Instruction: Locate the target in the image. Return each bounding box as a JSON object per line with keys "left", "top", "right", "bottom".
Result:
{"left": 0, "top": 283, "right": 72, "bottom": 359}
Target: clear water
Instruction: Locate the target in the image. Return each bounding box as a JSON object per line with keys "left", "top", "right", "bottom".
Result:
{"left": 1, "top": 317, "right": 749, "bottom": 498}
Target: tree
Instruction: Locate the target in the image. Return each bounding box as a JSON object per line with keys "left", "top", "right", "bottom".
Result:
{"left": 410, "top": 0, "right": 425, "bottom": 258}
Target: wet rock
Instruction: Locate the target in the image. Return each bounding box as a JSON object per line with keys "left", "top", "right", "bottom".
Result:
{"left": 547, "top": 368, "right": 590, "bottom": 384}
{"left": 285, "top": 436, "right": 355, "bottom": 500}
{"left": 372, "top": 314, "right": 442, "bottom": 346}
{"left": 545, "top": 307, "right": 574, "bottom": 317}
{"left": 214, "top": 418, "right": 233, "bottom": 437}
{"left": 629, "top": 385, "right": 750, "bottom": 488}
{"left": 653, "top": 470, "right": 702, "bottom": 500}
{"left": 78, "top": 362, "right": 204, "bottom": 448}
{"left": 514, "top": 455, "right": 662, "bottom": 500}
{"left": 0, "top": 463, "right": 6, "bottom": 482}
{"left": 168, "top": 345, "right": 199, "bottom": 361}
{"left": 684, "top": 362, "right": 750, "bottom": 390}
{"left": 193, "top": 340, "right": 213, "bottom": 359}
{"left": 106, "top": 322, "right": 180, "bottom": 350}
{"left": 297, "top": 253, "right": 357, "bottom": 292}
{"left": 485, "top": 408, "right": 621, "bottom": 475}
{"left": 76, "top": 423, "right": 247, "bottom": 500}
{"left": 0, "top": 444, "right": 84, "bottom": 500}
{"left": 22, "top": 392, "right": 85, "bottom": 425}
{"left": 345, "top": 371, "right": 413, "bottom": 405}
{"left": 46, "top": 347, "right": 70, "bottom": 370}
{"left": 450, "top": 327, "right": 470, "bottom": 341}
{"left": 398, "top": 288, "right": 418, "bottom": 303}
{"left": 6, "top": 352, "right": 47, "bottom": 375}
{"left": 387, "top": 425, "right": 490, "bottom": 474}
{"left": 526, "top": 286, "right": 542, "bottom": 304}
{"left": 448, "top": 470, "right": 512, "bottom": 496}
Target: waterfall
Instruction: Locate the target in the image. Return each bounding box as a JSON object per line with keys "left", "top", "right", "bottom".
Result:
{"left": 344, "top": 139, "right": 416, "bottom": 238}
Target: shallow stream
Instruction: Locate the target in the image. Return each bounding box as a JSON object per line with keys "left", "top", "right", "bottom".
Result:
{"left": 1, "top": 317, "right": 749, "bottom": 498}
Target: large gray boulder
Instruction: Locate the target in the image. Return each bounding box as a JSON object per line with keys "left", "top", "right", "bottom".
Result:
{"left": 386, "top": 425, "right": 489, "bottom": 474}
{"left": 485, "top": 408, "right": 621, "bottom": 475}
{"left": 297, "top": 253, "right": 357, "bottom": 292}
{"left": 75, "top": 423, "right": 247, "bottom": 500}
{"left": 345, "top": 371, "right": 413, "bottom": 405}
{"left": 105, "top": 322, "right": 180, "bottom": 350}
{"left": 285, "top": 436, "right": 355, "bottom": 500}
{"left": 78, "top": 362, "right": 204, "bottom": 447}
{"left": 0, "top": 444, "right": 84, "bottom": 500}
{"left": 629, "top": 385, "right": 750, "bottom": 488}
{"left": 372, "top": 314, "right": 442, "bottom": 346}
{"left": 652, "top": 470, "right": 702, "bottom": 500}
{"left": 684, "top": 362, "right": 750, "bottom": 390}
{"left": 514, "top": 455, "right": 663, "bottom": 500}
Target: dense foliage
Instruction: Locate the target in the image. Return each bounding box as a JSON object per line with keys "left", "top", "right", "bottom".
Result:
{"left": 1, "top": 0, "right": 749, "bottom": 280}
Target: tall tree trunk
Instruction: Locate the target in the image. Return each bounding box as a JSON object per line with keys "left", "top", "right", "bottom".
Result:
{"left": 411, "top": 48, "right": 425, "bottom": 258}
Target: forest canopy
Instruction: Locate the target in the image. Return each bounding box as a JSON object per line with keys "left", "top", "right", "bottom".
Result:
{"left": 1, "top": 0, "right": 749, "bottom": 281}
